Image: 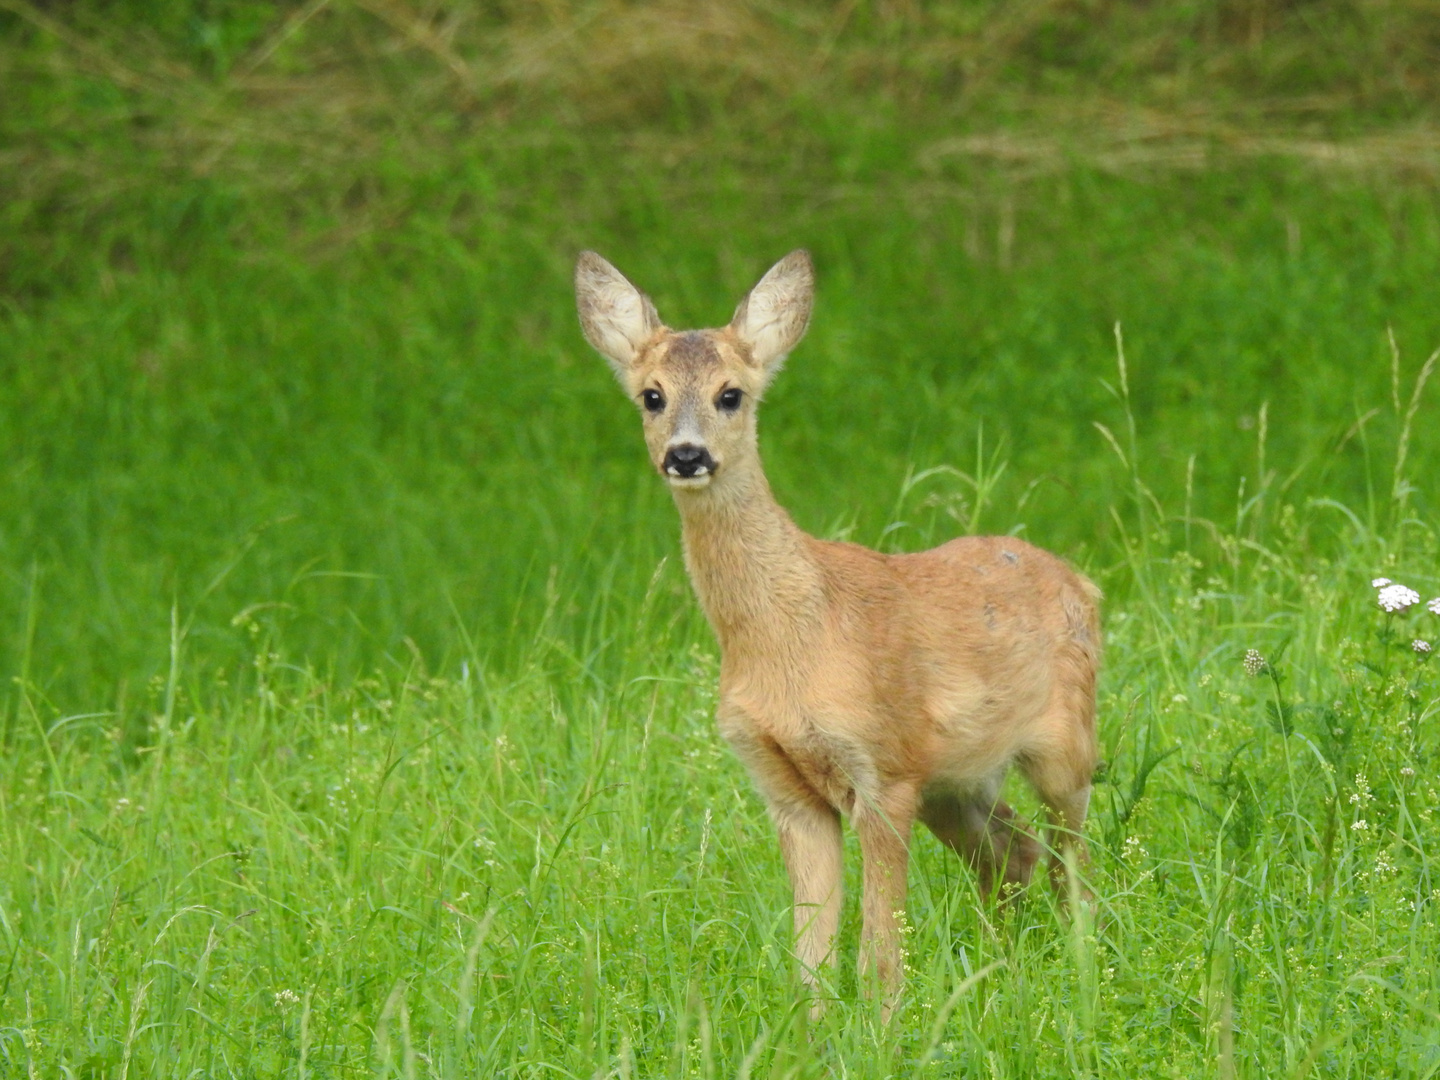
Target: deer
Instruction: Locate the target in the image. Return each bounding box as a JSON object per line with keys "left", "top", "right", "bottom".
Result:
{"left": 573, "top": 249, "right": 1101, "bottom": 1017}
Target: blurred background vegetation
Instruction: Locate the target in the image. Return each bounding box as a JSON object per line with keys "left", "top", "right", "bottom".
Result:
{"left": 2, "top": 0, "right": 1439, "bottom": 711}
{"left": 4, "top": 7, "right": 1440, "bottom": 1076}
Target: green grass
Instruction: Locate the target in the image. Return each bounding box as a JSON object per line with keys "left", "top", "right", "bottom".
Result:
{"left": 6, "top": 166, "right": 1440, "bottom": 701}
{"left": 5, "top": 439, "right": 1440, "bottom": 1077}
{"left": 4, "top": 2, "right": 1440, "bottom": 1076}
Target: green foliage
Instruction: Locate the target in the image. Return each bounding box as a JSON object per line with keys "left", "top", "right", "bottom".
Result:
{"left": 2, "top": 2, "right": 1440, "bottom": 1076}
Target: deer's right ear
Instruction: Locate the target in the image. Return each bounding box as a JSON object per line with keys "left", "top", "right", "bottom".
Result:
{"left": 575, "top": 251, "right": 662, "bottom": 377}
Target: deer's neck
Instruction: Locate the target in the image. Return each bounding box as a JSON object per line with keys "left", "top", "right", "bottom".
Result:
{"left": 673, "top": 466, "right": 824, "bottom": 654}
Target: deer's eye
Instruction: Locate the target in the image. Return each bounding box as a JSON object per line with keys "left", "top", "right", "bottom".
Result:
{"left": 717, "top": 388, "right": 743, "bottom": 412}
{"left": 641, "top": 389, "right": 665, "bottom": 413}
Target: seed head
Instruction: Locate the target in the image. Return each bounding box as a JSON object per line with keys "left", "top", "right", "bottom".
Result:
{"left": 1378, "top": 584, "right": 1420, "bottom": 612}
{"left": 1243, "top": 649, "right": 1267, "bottom": 677}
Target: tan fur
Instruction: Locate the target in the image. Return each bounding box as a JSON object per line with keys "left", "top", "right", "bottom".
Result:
{"left": 575, "top": 249, "right": 1101, "bottom": 1016}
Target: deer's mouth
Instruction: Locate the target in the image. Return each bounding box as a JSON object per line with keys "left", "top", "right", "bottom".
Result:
{"left": 668, "top": 472, "right": 714, "bottom": 489}
{"left": 665, "top": 468, "right": 715, "bottom": 489}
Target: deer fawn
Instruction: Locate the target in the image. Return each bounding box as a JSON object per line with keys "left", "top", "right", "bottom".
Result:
{"left": 574, "top": 249, "right": 1101, "bottom": 1016}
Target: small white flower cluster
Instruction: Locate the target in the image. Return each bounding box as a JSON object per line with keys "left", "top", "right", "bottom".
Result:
{"left": 1242, "top": 649, "right": 1267, "bottom": 677}
{"left": 1378, "top": 583, "right": 1421, "bottom": 612}
{"left": 1416, "top": 640, "right": 1433, "bottom": 655}
{"left": 1372, "top": 576, "right": 1440, "bottom": 615}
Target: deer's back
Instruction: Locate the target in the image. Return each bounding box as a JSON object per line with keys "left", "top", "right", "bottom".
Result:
{"left": 811, "top": 533, "right": 1098, "bottom": 657}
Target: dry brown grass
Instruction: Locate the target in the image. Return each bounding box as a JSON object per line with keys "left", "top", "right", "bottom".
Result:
{"left": 920, "top": 113, "right": 1440, "bottom": 181}
{"left": 2, "top": 0, "right": 1437, "bottom": 281}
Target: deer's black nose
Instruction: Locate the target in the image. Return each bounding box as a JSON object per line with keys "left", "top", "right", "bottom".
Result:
{"left": 663, "top": 444, "right": 716, "bottom": 478}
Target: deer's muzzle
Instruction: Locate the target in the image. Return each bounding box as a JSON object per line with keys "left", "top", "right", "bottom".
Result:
{"left": 663, "top": 444, "right": 716, "bottom": 480}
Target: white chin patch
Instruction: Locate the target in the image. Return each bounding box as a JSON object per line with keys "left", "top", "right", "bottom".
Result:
{"left": 666, "top": 471, "right": 712, "bottom": 488}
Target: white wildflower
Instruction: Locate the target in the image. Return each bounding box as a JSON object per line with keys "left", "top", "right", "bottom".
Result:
{"left": 1122, "top": 834, "right": 1149, "bottom": 865}
{"left": 1378, "top": 584, "right": 1420, "bottom": 612}
{"left": 1372, "top": 577, "right": 1392, "bottom": 588}
{"left": 1352, "top": 772, "right": 1373, "bottom": 805}
{"left": 1416, "top": 640, "right": 1433, "bottom": 655}
{"left": 1429, "top": 598, "right": 1440, "bottom": 616}
{"left": 1351, "top": 819, "right": 1369, "bottom": 832}
{"left": 1243, "top": 649, "right": 1267, "bottom": 676}
{"left": 273, "top": 989, "right": 300, "bottom": 1010}
{"left": 1401, "top": 767, "right": 1416, "bottom": 778}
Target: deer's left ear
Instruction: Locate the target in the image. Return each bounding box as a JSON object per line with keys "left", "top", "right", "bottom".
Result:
{"left": 575, "top": 251, "right": 663, "bottom": 379}
{"left": 729, "top": 249, "right": 814, "bottom": 378}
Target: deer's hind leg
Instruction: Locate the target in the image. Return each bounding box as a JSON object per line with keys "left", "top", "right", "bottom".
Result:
{"left": 1017, "top": 696, "right": 1098, "bottom": 896}
{"left": 920, "top": 775, "right": 1041, "bottom": 899}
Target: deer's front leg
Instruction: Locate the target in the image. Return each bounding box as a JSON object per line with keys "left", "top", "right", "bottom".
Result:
{"left": 721, "top": 705, "right": 844, "bottom": 1005}
{"left": 853, "top": 784, "right": 918, "bottom": 1019}
{"left": 771, "top": 799, "right": 844, "bottom": 1002}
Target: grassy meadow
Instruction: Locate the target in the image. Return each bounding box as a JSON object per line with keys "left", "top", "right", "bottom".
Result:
{"left": 3, "top": 1, "right": 1440, "bottom": 1076}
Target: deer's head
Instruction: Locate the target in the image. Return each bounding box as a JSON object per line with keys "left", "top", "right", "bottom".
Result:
{"left": 575, "top": 250, "right": 814, "bottom": 491}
